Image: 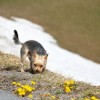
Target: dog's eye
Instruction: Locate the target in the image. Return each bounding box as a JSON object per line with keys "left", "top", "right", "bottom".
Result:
{"left": 34, "top": 64, "right": 37, "bottom": 66}
{"left": 40, "top": 65, "right": 43, "bottom": 68}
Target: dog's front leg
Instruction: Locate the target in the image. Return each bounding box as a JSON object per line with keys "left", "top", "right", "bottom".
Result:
{"left": 29, "top": 57, "right": 34, "bottom": 73}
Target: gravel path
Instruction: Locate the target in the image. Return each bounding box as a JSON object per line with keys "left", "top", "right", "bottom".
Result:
{"left": 0, "top": 90, "right": 26, "bottom": 100}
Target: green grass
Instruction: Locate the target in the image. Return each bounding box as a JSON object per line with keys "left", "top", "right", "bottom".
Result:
{"left": 0, "top": 0, "right": 100, "bottom": 62}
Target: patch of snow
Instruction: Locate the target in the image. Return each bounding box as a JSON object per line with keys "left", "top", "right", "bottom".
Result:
{"left": 0, "top": 16, "right": 100, "bottom": 86}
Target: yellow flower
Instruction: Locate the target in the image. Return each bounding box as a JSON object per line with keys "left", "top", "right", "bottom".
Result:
{"left": 28, "top": 94, "right": 33, "bottom": 98}
{"left": 16, "top": 83, "right": 21, "bottom": 86}
{"left": 21, "top": 85, "right": 24, "bottom": 88}
{"left": 71, "top": 98, "right": 75, "bottom": 100}
{"left": 32, "top": 87, "right": 35, "bottom": 91}
{"left": 64, "top": 80, "right": 70, "bottom": 86}
{"left": 17, "top": 88, "right": 23, "bottom": 93}
{"left": 17, "top": 88, "right": 26, "bottom": 96}
{"left": 69, "top": 80, "right": 75, "bottom": 85}
{"left": 12, "top": 81, "right": 36, "bottom": 98}
{"left": 22, "top": 85, "right": 29, "bottom": 89}
{"left": 84, "top": 98, "right": 90, "bottom": 100}
{"left": 31, "top": 81, "right": 36, "bottom": 85}
{"left": 70, "top": 86, "right": 74, "bottom": 89}
{"left": 51, "top": 95, "right": 56, "bottom": 99}
{"left": 91, "top": 96, "right": 97, "bottom": 100}
{"left": 27, "top": 87, "right": 33, "bottom": 92}
{"left": 12, "top": 81, "right": 17, "bottom": 85}
{"left": 65, "top": 86, "right": 71, "bottom": 93}
{"left": 17, "top": 88, "right": 26, "bottom": 92}
{"left": 18, "top": 91, "right": 25, "bottom": 96}
{"left": 23, "top": 85, "right": 33, "bottom": 92}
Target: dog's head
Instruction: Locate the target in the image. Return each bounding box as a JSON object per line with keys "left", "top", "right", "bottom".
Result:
{"left": 31, "top": 53, "right": 48, "bottom": 73}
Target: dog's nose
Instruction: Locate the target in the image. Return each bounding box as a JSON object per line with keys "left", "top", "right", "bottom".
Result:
{"left": 36, "top": 69, "right": 43, "bottom": 73}
{"left": 36, "top": 70, "right": 40, "bottom": 73}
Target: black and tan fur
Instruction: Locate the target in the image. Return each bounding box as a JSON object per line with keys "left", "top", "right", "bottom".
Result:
{"left": 13, "top": 30, "right": 48, "bottom": 73}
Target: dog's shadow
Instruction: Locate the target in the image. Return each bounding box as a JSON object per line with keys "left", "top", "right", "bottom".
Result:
{"left": 0, "top": 65, "right": 45, "bottom": 75}
{"left": 24, "top": 68, "right": 46, "bottom": 74}
{"left": 24, "top": 68, "right": 35, "bottom": 74}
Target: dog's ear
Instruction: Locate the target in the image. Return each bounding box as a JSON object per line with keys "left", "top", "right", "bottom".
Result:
{"left": 44, "top": 54, "right": 48, "bottom": 59}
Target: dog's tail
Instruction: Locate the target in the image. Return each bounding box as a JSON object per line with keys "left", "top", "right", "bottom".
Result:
{"left": 13, "top": 30, "right": 22, "bottom": 45}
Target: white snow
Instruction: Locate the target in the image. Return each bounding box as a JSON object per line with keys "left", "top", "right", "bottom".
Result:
{"left": 0, "top": 16, "right": 100, "bottom": 86}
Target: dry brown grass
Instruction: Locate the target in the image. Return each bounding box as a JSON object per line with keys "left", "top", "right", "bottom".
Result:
{"left": 0, "top": 0, "right": 100, "bottom": 99}
{"left": 0, "top": 0, "right": 100, "bottom": 63}
{"left": 0, "top": 51, "right": 100, "bottom": 100}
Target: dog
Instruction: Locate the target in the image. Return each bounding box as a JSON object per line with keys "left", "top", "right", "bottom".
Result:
{"left": 13, "top": 30, "right": 48, "bottom": 73}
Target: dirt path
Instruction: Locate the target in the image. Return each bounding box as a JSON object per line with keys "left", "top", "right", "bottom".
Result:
{"left": 0, "top": 90, "right": 26, "bottom": 100}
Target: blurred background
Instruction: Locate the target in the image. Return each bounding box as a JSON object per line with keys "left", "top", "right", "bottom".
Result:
{"left": 0, "top": 0, "right": 100, "bottom": 63}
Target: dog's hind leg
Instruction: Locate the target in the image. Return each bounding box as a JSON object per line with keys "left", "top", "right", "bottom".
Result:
{"left": 20, "top": 55, "right": 26, "bottom": 72}
{"left": 20, "top": 46, "right": 28, "bottom": 72}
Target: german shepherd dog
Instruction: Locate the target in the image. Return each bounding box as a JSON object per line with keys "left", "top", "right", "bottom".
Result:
{"left": 13, "top": 30, "right": 48, "bottom": 73}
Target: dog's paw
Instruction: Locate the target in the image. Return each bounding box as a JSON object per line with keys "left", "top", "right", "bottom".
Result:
{"left": 20, "top": 68, "right": 25, "bottom": 72}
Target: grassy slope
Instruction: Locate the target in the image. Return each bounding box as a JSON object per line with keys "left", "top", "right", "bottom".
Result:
{"left": 0, "top": 0, "right": 100, "bottom": 62}
{"left": 0, "top": 1, "right": 100, "bottom": 99}
{"left": 0, "top": 52, "right": 100, "bottom": 100}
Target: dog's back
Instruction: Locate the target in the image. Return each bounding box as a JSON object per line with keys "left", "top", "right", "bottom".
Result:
{"left": 13, "top": 30, "right": 47, "bottom": 56}
{"left": 23, "top": 40, "right": 47, "bottom": 55}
